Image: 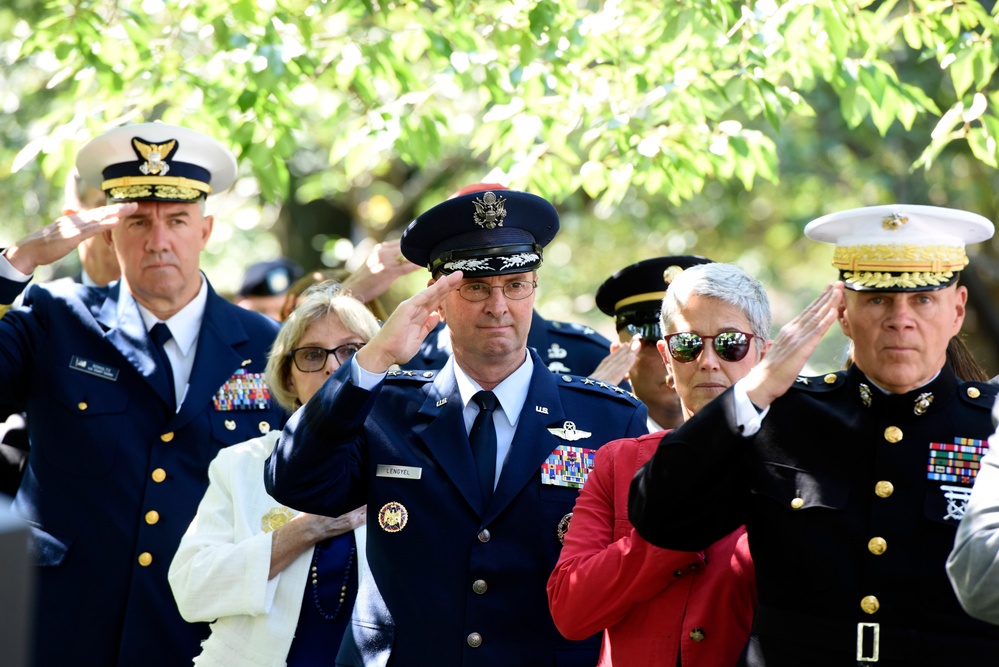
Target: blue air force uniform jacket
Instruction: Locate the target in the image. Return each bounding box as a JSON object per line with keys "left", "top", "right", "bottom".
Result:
{"left": 265, "top": 350, "right": 648, "bottom": 666}
{"left": 0, "top": 276, "right": 285, "bottom": 666}
{"left": 405, "top": 310, "right": 614, "bottom": 377}
{"left": 629, "top": 364, "right": 999, "bottom": 666}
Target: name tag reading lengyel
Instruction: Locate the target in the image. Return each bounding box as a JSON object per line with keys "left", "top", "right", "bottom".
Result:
{"left": 376, "top": 464, "right": 423, "bottom": 480}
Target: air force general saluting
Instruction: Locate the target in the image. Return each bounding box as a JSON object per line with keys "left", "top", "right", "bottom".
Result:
{"left": 265, "top": 189, "right": 648, "bottom": 666}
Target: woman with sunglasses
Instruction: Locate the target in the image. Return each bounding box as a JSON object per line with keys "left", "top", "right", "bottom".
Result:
{"left": 548, "top": 262, "right": 768, "bottom": 666}
{"left": 169, "top": 282, "right": 380, "bottom": 666}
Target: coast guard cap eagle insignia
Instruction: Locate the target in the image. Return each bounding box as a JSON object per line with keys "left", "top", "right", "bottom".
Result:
{"left": 473, "top": 191, "right": 507, "bottom": 229}
{"left": 134, "top": 138, "right": 176, "bottom": 176}
{"left": 378, "top": 501, "right": 409, "bottom": 533}
{"left": 548, "top": 421, "right": 592, "bottom": 441}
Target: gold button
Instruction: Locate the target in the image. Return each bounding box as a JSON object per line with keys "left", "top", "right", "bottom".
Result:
{"left": 875, "top": 481, "right": 894, "bottom": 498}
{"left": 884, "top": 426, "right": 903, "bottom": 443}
{"left": 151, "top": 468, "right": 167, "bottom": 483}
{"left": 968, "top": 387, "right": 982, "bottom": 399}
{"left": 77, "top": 402, "right": 88, "bottom": 411}
{"left": 224, "top": 420, "right": 236, "bottom": 431}
{"left": 472, "top": 579, "right": 488, "bottom": 595}
{"left": 258, "top": 421, "right": 270, "bottom": 434}
{"left": 477, "top": 529, "right": 491, "bottom": 543}
{"left": 138, "top": 552, "right": 153, "bottom": 567}
{"left": 823, "top": 374, "right": 837, "bottom": 384}
{"left": 145, "top": 510, "right": 160, "bottom": 525}
{"left": 466, "top": 632, "right": 483, "bottom": 648}
{"left": 674, "top": 569, "right": 686, "bottom": 578}
{"left": 868, "top": 537, "right": 887, "bottom": 555}
{"left": 160, "top": 432, "right": 175, "bottom": 443}
{"left": 860, "top": 595, "right": 880, "bottom": 614}
{"left": 790, "top": 497, "right": 804, "bottom": 510}
{"left": 689, "top": 627, "right": 706, "bottom": 642}
{"left": 688, "top": 562, "right": 702, "bottom": 572}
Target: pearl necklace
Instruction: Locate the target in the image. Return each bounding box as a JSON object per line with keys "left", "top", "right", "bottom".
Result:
{"left": 310, "top": 542, "right": 355, "bottom": 621}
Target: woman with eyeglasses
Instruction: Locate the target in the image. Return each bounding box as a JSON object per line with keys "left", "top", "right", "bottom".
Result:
{"left": 548, "top": 262, "right": 766, "bottom": 666}
{"left": 169, "top": 282, "right": 380, "bottom": 666}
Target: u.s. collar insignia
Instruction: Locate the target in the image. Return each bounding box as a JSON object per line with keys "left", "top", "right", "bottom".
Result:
{"left": 557, "top": 513, "right": 573, "bottom": 545}
{"left": 378, "top": 501, "right": 409, "bottom": 533}
{"left": 261, "top": 506, "right": 296, "bottom": 533}
{"left": 472, "top": 191, "right": 507, "bottom": 229}
{"left": 132, "top": 137, "right": 177, "bottom": 176}
{"left": 548, "top": 421, "right": 591, "bottom": 441}
{"left": 882, "top": 212, "right": 908, "bottom": 230}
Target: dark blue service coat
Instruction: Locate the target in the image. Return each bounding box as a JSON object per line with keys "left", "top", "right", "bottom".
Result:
{"left": 266, "top": 350, "right": 648, "bottom": 666}
{"left": 0, "top": 276, "right": 285, "bottom": 666}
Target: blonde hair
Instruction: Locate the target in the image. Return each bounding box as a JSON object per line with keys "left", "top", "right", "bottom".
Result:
{"left": 265, "top": 281, "right": 381, "bottom": 411}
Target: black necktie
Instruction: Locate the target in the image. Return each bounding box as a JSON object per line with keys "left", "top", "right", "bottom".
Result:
{"left": 470, "top": 391, "right": 499, "bottom": 505}
{"left": 150, "top": 322, "right": 175, "bottom": 409}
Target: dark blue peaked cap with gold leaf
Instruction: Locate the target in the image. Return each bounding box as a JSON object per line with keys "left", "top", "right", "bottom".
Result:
{"left": 401, "top": 188, "right": 560, "bottom": 277}
{"left": 76, "top": 123, "right": 237, "bottom": 203}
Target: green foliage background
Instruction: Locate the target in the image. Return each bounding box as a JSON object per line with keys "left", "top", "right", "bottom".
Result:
{"left": 3, "top": 0, "right": 999, "bottom": 373}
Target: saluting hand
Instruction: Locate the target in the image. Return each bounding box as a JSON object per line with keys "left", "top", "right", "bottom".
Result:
{"left": 355, "top": 271, "right": 465, "bottom": 374}
{"left": 743, "top": 281, "right": 845, "bottom": 409}
{"left": 3, "top": 202, "right": 137, "bottom": 275}
{"left": 589, "top": 334, "right": 642, "bottom": 386}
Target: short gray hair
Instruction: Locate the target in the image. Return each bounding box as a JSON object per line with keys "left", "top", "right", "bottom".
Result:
{"left": 264, "top": 281, "right": 381, "bottom": 411}
{"left": 661, "top": 263, "right": 771, "bottom": 341}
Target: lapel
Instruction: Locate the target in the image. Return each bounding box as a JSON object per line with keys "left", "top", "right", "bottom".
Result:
{"left": 98, "top": 283, "right": 174, "bottom": 407}
{"left": 168, "top": 286, "right": 249, "bottom": 430}
{"left": 414, "top": 364, "right": 486, "bottom": 516}
{"left": 485, "top": 352, "right": 566, "bottom": 524}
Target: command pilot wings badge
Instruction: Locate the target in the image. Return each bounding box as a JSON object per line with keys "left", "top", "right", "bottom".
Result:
{"left": 548, "top": 421, "right": 591, "bottom": 441}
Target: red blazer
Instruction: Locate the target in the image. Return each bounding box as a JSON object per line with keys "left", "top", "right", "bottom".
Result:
{"left": 547, "top": 432, "right": 756, "bottom": 666}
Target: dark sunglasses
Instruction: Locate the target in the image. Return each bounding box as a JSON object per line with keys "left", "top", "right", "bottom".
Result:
{"left": 664, "top": 331, "right": 757, "bottom": 363}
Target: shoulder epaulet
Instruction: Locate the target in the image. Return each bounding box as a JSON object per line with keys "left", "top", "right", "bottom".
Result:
{"left": 959, "top": 380, "right": 998, "bottom": 409}
{"left": 547, "top": 320, "right": 611, "bottom": 344}
{"left": 386, "top": 369, "right": 438, "bottom": 382}
{"left": 556, "top": 373, "right": 642, "bottom": 405}
{"left": 790, "top": 371, "right": 847, "bottom": 392}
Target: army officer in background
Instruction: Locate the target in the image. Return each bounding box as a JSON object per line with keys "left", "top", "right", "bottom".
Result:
{"left": 594, "top": 255, "right": 713, "bottom": 431}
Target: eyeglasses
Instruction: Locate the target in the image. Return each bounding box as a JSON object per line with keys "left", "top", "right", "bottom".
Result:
{"left": 664, "top": 331, "right": 757, "bottom": 363}
{"left": 289, "top": 343, "right": 365, "bottom": 372}
{"left": 455, "top": 280, "right": 537, "bottom": 302}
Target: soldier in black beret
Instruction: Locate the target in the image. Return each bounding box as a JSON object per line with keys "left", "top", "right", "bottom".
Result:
{"left": 630, "top": 205, "right": 999, "bottom": 665}
{"left": 596, "top": 256, "right": 713, "bottom": 431}
{"left": 234, "top": 257, "right": 304, "bottom": 321}
{"left": 266, "top": 188, "right": 649, "bottom": 666}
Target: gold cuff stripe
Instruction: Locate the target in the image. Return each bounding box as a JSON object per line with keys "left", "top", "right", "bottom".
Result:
{"left": 615, "top": 291, "right": 666, "bottom": 311}
{"left": 101, "top": 175, "right": 212, "bottom": 194}
{"left": 832, "top": 244, "right": 968, "bottom": 273}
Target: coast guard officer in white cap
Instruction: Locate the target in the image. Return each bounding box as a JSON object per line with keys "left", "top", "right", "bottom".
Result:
{"left": 266, "top": 188, "right": 648, "bottom": 666}
{"left": 630, "top": 205, "right": 999, "bottom": 666}
{"left": 0, "top": 123, "right": 286, "bottom": 665}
